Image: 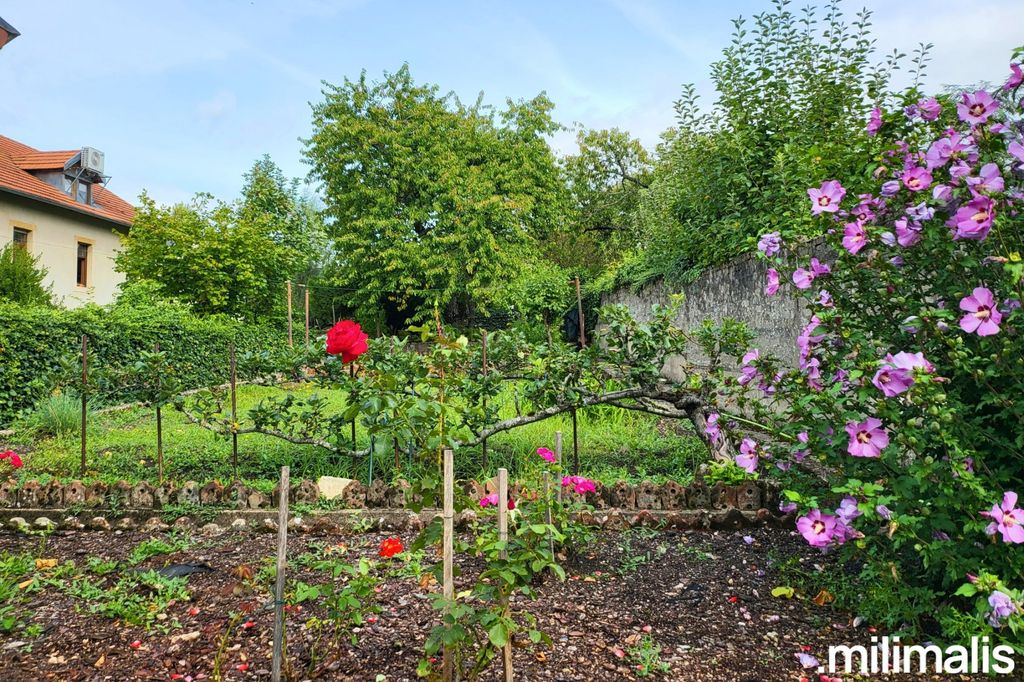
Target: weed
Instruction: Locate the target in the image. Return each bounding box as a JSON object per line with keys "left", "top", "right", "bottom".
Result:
{"left": 128, "top": 536, "right": 192, "bottom": 565}
{"left": 86, "top": 557, "right": 119, "bottom": 576}
{"left": 629, "top": 634, "right": 672, "bottom": 677}
{"left": 65, "top": 570, "right": 189, "bottom": 630}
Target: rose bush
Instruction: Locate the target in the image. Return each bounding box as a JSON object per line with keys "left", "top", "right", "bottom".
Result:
{"left": 325, "top": 320, "right": 369, "bottom": 363}
{"left": 709, "top": 57, "right": 1024, "bottom": 645}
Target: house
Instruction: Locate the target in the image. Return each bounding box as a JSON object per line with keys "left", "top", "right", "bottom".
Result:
{"left": 0, "top": 135, "right": 133, "bottom": 306}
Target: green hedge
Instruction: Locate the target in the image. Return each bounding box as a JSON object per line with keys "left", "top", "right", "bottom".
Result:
{"left": 0, "top": 299, "right": 287, "bottom": 428}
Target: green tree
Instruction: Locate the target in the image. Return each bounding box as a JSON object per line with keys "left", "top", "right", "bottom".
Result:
{"left": 303, "top": 64, "right": 569, "bottom": 326}
{"left": 0, "top": 242, "right": 52, "bottom": 306}
{"left": 115, "top": 192, "right": 297, "bottom": 320}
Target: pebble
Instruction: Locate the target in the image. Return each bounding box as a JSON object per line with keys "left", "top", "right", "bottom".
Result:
{"left": 33, "top": 517, "right": 55, "bottom": 530}
{"left": 200, "top": 522, "right": 224, "bottom": 536}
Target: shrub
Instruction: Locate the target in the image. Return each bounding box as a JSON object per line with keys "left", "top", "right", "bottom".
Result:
{"left": 710, "top": 60, "right": 1024, "bottom": 646}
{"left": 18, "top": 392, "right": 84, "bottom": 438}
{"left": 0, "top": 296, "right": 287, "bottom": 427}
{"left": 0, "top": 242, "right": 51, "bottom": 306}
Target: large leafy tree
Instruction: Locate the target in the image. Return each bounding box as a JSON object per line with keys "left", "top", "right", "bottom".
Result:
{"left": 303, "top": 65, "right": 568, "bottom": 326}
{"left": 116, "top": 191, "right": 297, "bottom": 320}
{"left": 0, "top": 242, "right": 52, "bottom": 306}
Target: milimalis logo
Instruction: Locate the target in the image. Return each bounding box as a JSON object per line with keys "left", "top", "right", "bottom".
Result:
{"left": 822, "top": 636, "right": 1015, "bottom": 675}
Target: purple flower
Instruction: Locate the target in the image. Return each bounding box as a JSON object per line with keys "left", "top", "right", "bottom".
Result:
{"left": 851, "top": 199, "right": 875, "bottom": 223}
{"left": 894, "top": 218, "right": 922, "bottom": 248}
{"left": 536, "top": 447, "right": 556, "bottom": 463}
{"left": 561, "top": 475, "right": 596, "bottom": 495}
{"left": 906, "top": 202, "right": 934, "bottom": 222}
{"left": 764, "top": 268, "right": 780, "bottom": 296}
{"left": 779, "top": 500, "right": 797, "bottom": 514}
{"left": 792, "top": 267, "right": 814, "bottom": 290}
{"left": 796, "top": 509, "right": 837, "bottom": 548}
{"left": 917, "top": 97, "right": 941, "bottom": 121}
{"left": 705, "top": 413, "right": 721, "bottom": 444}
{"left": 736, "top": 438, "right": 759, "bottom": 473}
{"left": 811, "top": 258, "right": 830, "bottom": 276}
{"left": 845, "top": 418, "right": 889, "bottom": 458}
{"left": 880, "top": 180, "right": 901, "bottom": 196}
{"left": 959, "top": 287, "right": 1002, "bottom": 336}
{"left": 842, "top": 222, "right": 868, "bottom": 254}
{"left": 902, "top": 167, "right": 932, "bottom": 192}
{"left": 866, "top": 107, "right": 882, "bottom": 136}
{"left": 966, "top": 163, "right": 1004, "bottom": 194}
{"left": 981, "top": 492, "right": 1024, "bottom": 544}
{"left": 742, "top": 535, "right": 755, "bottom": 545}
{"left": 795, "top": 652, "right": 820, "bottom": 669}
{"left": 815, "top": 290, "right": 833, "bottom": 308}
{"left": 951, "top": 196, "right": 994, "bottom": 240}
{"left": 758, "top": 232, "right": 782, "bottom": 256}
{"left": 836, "top": 497, "right": 862, "bottom": 524}
{"left": 957, "top": 90, "right": 999, "bottom": 124}
{"left": 1010, "top": 141, "right": 1024, "bottom": 168}
{"left": 933, "top": 184, "right": 952, "bottom": 203}
{"left": 1004, "top": 63, "right": 1023, "bottom": 91}
{"left": 872, "top": 365, "right": 913, "bottom": 397}
{"left": 876, "top": 505, "right": 892, "bottom": 521}
{"left": 887, "top": 351, "right": 934, "bottom": 374}
{"left": 988, "top": 591, "right": 1017, "bottom": 627}
{"left": 808, "top": 180, "right": 845, "bottom": 215}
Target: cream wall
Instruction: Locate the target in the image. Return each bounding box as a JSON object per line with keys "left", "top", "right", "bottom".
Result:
{"left": 0, "top": 195, "right": 126, "bottom": 307}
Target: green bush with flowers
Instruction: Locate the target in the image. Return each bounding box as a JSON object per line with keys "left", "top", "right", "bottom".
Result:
{"left": 705, "top": 55, "right": 1024, "bottom": 645}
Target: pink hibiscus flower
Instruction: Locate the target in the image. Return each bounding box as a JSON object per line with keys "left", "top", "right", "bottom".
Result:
{"left": 845, "top": 418, "right": 888, "bottom": 458}
{"left": 959, "top": 287, "right": 1002, "bottom": 336}
{"left": 808, "top": 180, "right": 845, "bottom": 215}
{"left": 957, "top": 90, "right": 999, "bottom": 124}
{"left": 981, "top": 492, "right": 1024, "bottom": 544}
{"left": 796, "top": 509, "right": 837, "bottom": 548}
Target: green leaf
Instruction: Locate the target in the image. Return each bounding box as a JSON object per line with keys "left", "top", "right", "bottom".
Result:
{"left": 488, "top": 621, "right": 509, "bottom": 648}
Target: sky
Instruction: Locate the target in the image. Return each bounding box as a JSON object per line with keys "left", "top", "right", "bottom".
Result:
{"left": 1, "top": 0, "right": 1021, "bottom": 206}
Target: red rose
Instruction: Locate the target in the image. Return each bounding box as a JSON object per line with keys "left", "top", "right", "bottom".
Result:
{"left": 326, "top": 320, "right": 369, "bottom": 363}
{"left": 379, "top": 537, "right": 404, "bottom": 558}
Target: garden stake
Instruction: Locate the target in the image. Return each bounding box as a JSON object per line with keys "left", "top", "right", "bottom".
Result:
{"left": 442, "top": 449, "right": 454, "bottom": 682}
{"left": 543, "top": 471, "right": 554, "bottom": 560}
{"left": 229, "top": 342, "right": 239, "bottom": 481}
{"left": 555, "top": 431, "right": 563, "bottom": 504}
{"left": 350, "top": 363, "right": 357, "bottom": 451}
{"left": 271, "top": 465, "right": 289, "bottom": 682}
{"left": 394, "top": 439, "right": 401, "bottom": 474}
{"left": 154, "top": 342, "right": 164, "bottom": 483}
{"left": 368, "top": 435, "right": 375, "bottom": 486}
{"left": 498, "top": 468, "right": 513, "bottom": 681}
{"left": 572, "top": 408, "right": 579, "bottom": 475}
{"left": 286, "top": 280, "right": 293, "bottom": 348}
{"left": 574, "top": 275, "right": 586, "bottom": 346}
{"left": 481, "top": 329, "right": 489, "bottom": 469}
{"left": 303, "top": 285, "right": 310, "bottom": 349}
{"left": 80, "top": 334, "right": 88, "bottom": 477}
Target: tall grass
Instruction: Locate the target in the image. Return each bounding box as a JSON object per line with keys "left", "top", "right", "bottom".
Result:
{"left": 18, "top": 393, "right": 84, "bottom": 438}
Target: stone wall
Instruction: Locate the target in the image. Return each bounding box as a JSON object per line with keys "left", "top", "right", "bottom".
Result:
{"left": 602, "top": 238, "right": 832, "bottom": 379}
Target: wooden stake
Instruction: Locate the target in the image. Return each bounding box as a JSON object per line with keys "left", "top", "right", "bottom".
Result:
{"left": 80, "top": 335, "right": 88, "bottom": 478}
{"left": 574, "top": 276, "right": 586, "bottom": 347}
{"left": 286, "top": 280, "right": 293, "bottom": 348}
{"left": 154, "top": 342, "right": 163, "bottom": 484}
{"left": 230, "top": 342, "right": 239, "bottom": 482}
{"left": 442, "top": 449, "right": 455, "bottom": 682}
{"left": 555, "top": 431, "right": 563, "bottom": 504}
{"left": 572, "top": 408, "right": 580, "bottom": 476}
{"left": 350, "top": 363, "right": 357, "bottom": 451}
{"left": 498, "top": 467, "right": 513, "bottom": 681}
{"left": 271, "top": 466, "right": 289, "bottom": 682}
{"left": 543, "top": 471, "right": 554, "bottom": 559}
{"left": 481, "top": 330, "right": 489, "bottom": 470}
{"left": 303, "top": 285, "right": 310, "bottom": 349}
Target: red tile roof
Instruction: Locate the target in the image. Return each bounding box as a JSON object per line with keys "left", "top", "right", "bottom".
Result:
{"left": 0, "top": 135, "right": 133, "bottom": 228}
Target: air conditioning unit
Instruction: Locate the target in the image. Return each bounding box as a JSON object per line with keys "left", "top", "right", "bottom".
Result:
{"left": 80, "top": 147, "right": 105, "bottom": 175}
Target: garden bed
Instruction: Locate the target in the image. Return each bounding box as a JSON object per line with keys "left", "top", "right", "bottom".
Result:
{"left": 0, "top": 526, "right": 980, "bottom": 681}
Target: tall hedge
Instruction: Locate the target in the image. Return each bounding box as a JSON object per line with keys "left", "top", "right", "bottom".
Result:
{"left": 0, "top": 299, "right": 285, "bottom": 427}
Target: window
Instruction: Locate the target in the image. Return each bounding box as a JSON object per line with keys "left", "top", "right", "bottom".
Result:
{"left": 76, "top": 242, "right": 90, "bottom": 287}
{"left": 12, "top": 227, "right": 29, "bottom": 249}
{"left": 62, "top": 176, "right": 92, "bottom": 204}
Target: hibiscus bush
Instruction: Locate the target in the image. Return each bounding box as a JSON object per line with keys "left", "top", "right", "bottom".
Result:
{"left": 710, "top": 58, "right": 1024, "bottom": 644}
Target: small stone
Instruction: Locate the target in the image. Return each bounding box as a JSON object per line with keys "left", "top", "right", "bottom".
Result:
{"left": 140, "top": 517, "right": 170, "bottom": 533}
{"left": 200, "top": 522, "right": 224, "bottom": 536}
{"left": 115, "top": 517, "right": 137, "bottom": 531}
{"left": 33, "top": 517, "right": 55, "bottom": 531}
{"left": 317, "top": 476, "right": 355, "bottom": 501}
{"left": 7, "top": 517, "right": 28, "bottom": 531}
{"left": 172, "top": 517, "right": 195, "bottom": 532}
{"left": 86, "top": 516, "right": 111, "bottom": 531}
{"left": 261, "top": 518, "right": 278, "bottom": 533}
{"left": 59, "top": 516, "right": 85, "bottom": 531}
{"left": 230, "top": 518, "right": 248, "bottom": 530}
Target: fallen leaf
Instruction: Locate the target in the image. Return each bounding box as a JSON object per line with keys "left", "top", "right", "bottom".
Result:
{"left": 232, "top": 565, "right": 254, "bottom": 580}
{"left": 535, "top": 652, "right": 546, "bottom": 662}
{"left": 771, "top": 586, "right": 795, "bottom": 599}
{"left": 17, "top": 579, "right": 33, "bottom": 590}
{"left": 35, "top": 558, "right": 58, "bottom": 570}
{"left": 812, "top": 589, "right": 834, "bottom": 606}
{"left": 93, "top": 654, "right": 105, "bottom": 668}
{"left": 419, "top": 574, "right": 437, "bottom": 589}
{"left": 612, "top": 647, "right": 626, "bottom": 659}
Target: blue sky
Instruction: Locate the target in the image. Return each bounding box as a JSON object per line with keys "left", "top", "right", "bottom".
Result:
{"left": 1, "top": 0, "right": 1021, "bottom": 206}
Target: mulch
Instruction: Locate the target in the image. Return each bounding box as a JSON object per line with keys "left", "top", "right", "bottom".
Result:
{"left": 0, "top": 525, "right": 990, "bottom": 681}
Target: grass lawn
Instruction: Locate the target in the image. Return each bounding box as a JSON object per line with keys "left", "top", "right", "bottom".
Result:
{"left": 4, "top": 383, "right": 707, "bottom": 487}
